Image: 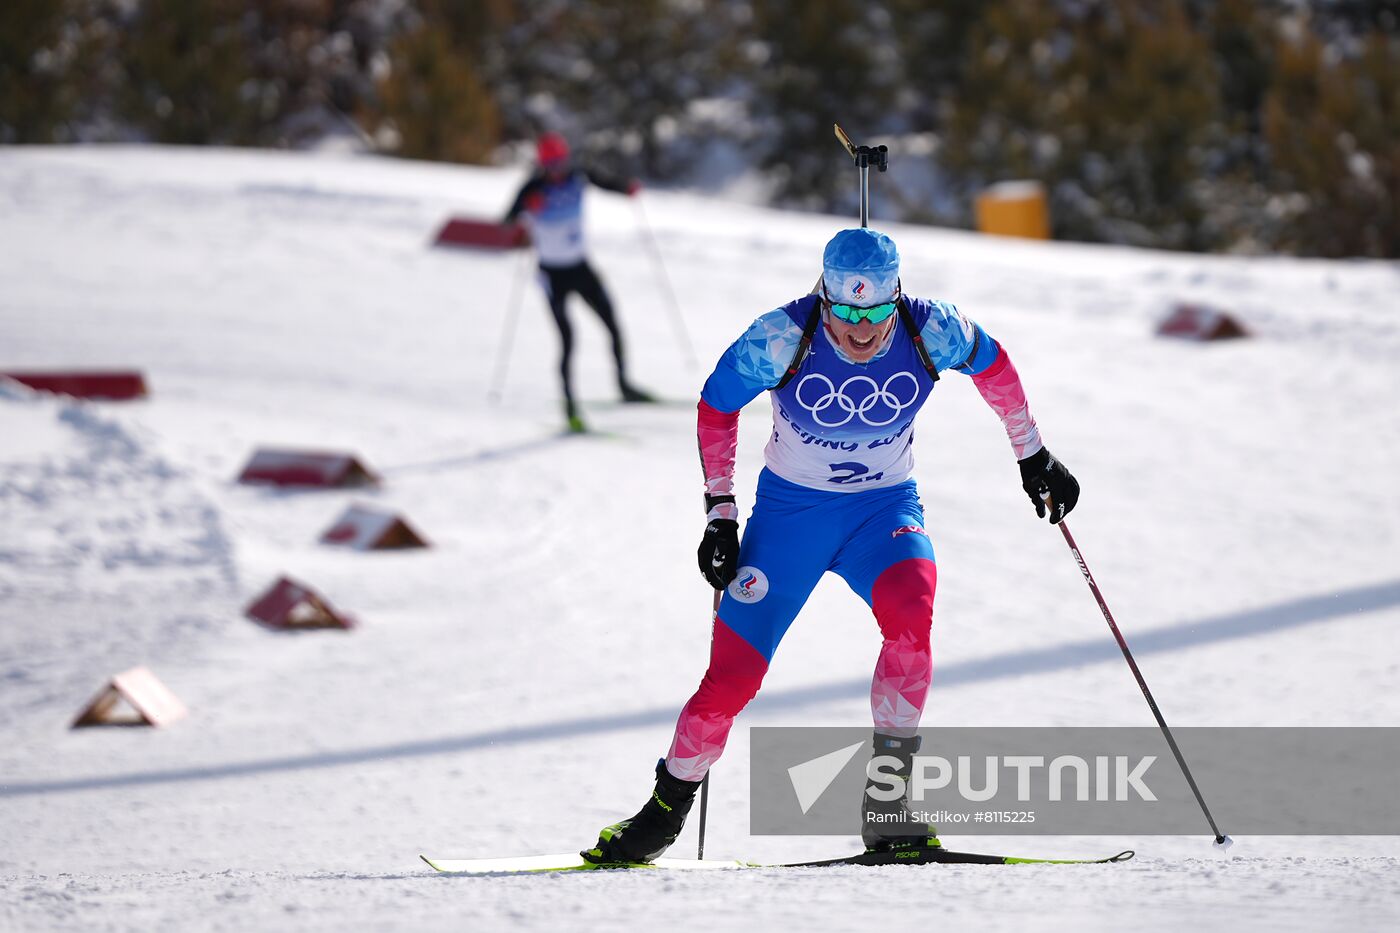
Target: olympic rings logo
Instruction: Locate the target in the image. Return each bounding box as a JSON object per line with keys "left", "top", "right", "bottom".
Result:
{"left": 794, "top": 371, "right": 921, "bottom": 428}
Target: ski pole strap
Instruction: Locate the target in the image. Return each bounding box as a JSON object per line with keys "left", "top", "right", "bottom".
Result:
{"left": 897, "top": 298, "right": 939, "bottom": 383}
{"left": 704, "top": 493, "right": 735, "bottom": 515}
{"left": 773, "top": 301, "right": 825, "bottom": 391}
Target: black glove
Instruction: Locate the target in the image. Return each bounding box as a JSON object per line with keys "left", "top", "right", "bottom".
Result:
{"left": 697, "top": 519, "right": 740, "bottom": 590}
{"left": 1018, "top": 447, "right": 1079, "bottom": 524}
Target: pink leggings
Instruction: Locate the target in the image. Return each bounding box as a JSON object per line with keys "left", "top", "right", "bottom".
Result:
{"left": 666, "top": 558, "right": 936, "bottom": 781}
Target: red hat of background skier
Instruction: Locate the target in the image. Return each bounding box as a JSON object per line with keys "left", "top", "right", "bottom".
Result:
{"left": 537, "top": 133, "right": 570, "bottom": 166}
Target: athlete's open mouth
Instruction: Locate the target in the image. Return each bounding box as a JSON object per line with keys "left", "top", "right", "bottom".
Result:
{"left": 849, "top": 334, "right": 878, "bottom": 350}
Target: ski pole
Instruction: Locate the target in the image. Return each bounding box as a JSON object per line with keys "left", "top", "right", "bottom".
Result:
{"left": 696, "top": 774, "right": 709, "bottom": 860}
{"left": 1048, "top": 504, "right": 1232, "bottom": 850}
{"left": 631, "top": 195, "right": 698, "bottom": 369}
{"left": 486, "top": 246, "right": 530, "bottom": 404}
{"left": 697, "top": 587, "right": 722, "bottom": 859}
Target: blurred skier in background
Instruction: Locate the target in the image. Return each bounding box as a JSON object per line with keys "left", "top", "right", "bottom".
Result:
{"left": 504, "top": 132, "right": 653, "bottom": 433}
{"left": 583, "top": 226, "right": 1080, "bottom": 865}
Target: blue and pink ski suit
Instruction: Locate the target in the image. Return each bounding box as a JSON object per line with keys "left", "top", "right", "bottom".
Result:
{"left": 665, "top": 295, "right": 1045, "bottom": 781}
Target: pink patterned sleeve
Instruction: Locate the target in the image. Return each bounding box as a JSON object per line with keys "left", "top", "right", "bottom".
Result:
{"left": 697, "top": 399, "right": 740, "bottom": 521}
{"left": 970, "top": 347, "right": 1044, "bottom": 459}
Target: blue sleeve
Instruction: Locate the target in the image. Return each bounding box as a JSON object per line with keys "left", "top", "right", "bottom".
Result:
{"left": 699, "top": 309, "right": 805, "bottom": 413}
{"left": 914, "top": 298, "right": 1000, "bottom": 375}
{"left": 503, "top": 175, "right": 541, "bottom": 223}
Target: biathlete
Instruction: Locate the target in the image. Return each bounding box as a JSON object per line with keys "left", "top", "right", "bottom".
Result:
{"left": 583, "top": 226, "right": 1080, "bottom": 864}
{"left": 504, "top": 133, "right": 653, "bottom": 432}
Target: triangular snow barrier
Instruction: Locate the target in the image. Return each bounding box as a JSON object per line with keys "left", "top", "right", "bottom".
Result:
{"left": 2, "top": 370, "right": 148, "bottom": 400}
{"left": 245, "top": 576, "right": 354, "bottom": 630}
{"left": 320, "top": 504, "right": 429, "bottom": 551}
{"left": 433, "top": 217, "right": 529, "bottom": 250}
{"left": 72, "top": 666, "right": 187, "bottom": 728}
{"left": 236, "top": 448, "right": 380, "bottom": 489}
{"left": 1156, "top": 303, "right": 1250, "bottom": 341}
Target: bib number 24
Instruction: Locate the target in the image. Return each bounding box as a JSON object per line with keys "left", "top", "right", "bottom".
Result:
{"left": 827, "top": 461, "right": 884, "bottom": 485}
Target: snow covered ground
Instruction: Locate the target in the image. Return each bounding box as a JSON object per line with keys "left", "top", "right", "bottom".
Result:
{"left": 1, "top": 145, "right": 1398, "bottom": 932}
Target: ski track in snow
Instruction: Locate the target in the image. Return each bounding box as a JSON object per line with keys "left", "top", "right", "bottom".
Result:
{"left": 1, "top": 146, "right": 1398, "bottom": 932}
{"left": 2, "top": 857, "right": 1399, "bottom": 933}
{"left": 0, "top": 382, "right": 239, "bottom": 736}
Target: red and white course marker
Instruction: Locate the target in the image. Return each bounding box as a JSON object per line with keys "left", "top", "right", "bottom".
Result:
{"left": 236, "top": 448, "right": 380, "bottom": 489}
{"left": 320, "top": 504, "right": 429, "bottom": 551}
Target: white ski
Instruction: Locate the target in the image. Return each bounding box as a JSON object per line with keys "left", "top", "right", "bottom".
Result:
{"left": 420, "top": 853, "right": 747, "bottom": 874}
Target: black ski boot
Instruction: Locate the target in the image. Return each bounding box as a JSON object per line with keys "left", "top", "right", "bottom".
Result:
{"left": 619, "top": 382, "right": 657, "bottom": 404}
{"left": 582, "top": 759, "right": 702, "bottom": 865}
{"left": 861, "top": 732, "right": 941, "bottom": 852}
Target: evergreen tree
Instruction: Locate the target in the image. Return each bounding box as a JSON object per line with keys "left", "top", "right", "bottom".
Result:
{"left": 377, "top": 19, "right": 500, "bottom": 163}
{"left": 944, "top": 0, "right": 1221, "bottom": 249}
{"left": 1264, "top": 27, "right": 1400, "bottom": 256}
{"left": 469, "top": 0, "right": 750, "bottom": 179}
{"left": 115, "top": 0, "right": 256, "bottom": 145}
{"left": 0, "top": 0, "right": 74, "bottom": 143}
{"left": 747, "top": 0, "right": 900, "bottom": 212}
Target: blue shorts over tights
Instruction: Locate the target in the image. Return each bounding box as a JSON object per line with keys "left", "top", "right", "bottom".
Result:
{"left": 719, "top": 468, "right": 936, "bottom": 662}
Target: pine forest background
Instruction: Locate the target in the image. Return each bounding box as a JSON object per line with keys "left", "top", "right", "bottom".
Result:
{"left": 4, "top": 0, "right": 1398, "bottom": 257}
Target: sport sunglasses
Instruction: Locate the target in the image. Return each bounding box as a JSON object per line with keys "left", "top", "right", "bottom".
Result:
{"left": 824, "top": 285, "right": 901, "bottom": 324}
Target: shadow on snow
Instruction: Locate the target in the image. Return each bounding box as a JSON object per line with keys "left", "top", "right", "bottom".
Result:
{"left": 5, "top": 578, "right": 1398, "bottom": 798}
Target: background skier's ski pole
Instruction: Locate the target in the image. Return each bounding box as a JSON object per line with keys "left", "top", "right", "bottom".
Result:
{"left": 1048, "top": 502, "right": 1232, "bottom": 849}
{"left": 486, "top": 246, "right": 530, "bottom": 403}
{"left": 697, "top": 587, "right": 722, "bottom": 859}
{"left": 632, "top": 195, "right": 697, "bottom": 368}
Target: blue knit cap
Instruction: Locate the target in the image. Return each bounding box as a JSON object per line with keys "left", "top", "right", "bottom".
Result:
{"left": 822, "top": 228, "right": 900, "bottom": 307}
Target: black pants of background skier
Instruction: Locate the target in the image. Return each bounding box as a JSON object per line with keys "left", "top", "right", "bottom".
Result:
{"left": 539, "top": 260, "right": 648, "bottom": 426}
